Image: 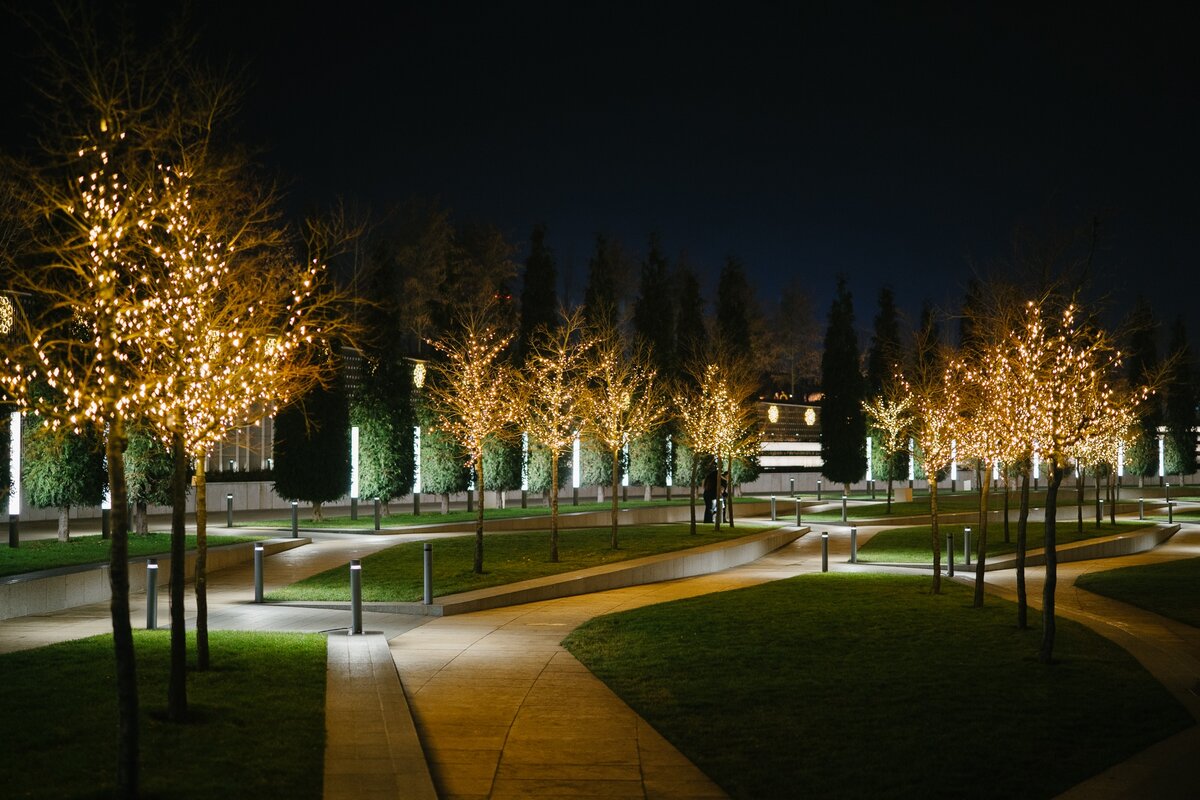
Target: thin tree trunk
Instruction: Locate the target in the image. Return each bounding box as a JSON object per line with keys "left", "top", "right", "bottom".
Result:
{"left": 549, "top": 450, "right": 559, "bottom": 562}
{"left": 610, "top": 448, "right": 620, "bottom": 548}
{"left": 1003, "top": 468, "right": 1011, "bottom": 544}
{"left": 1108, "top": 470, "right": 1116, "bottom": 525}
{"left": 689, "top": 459, "right": 698, "bottom": 534}
{"left": 929, "top": 477, "right": 941, "bottom": 594}
{"left": 1076, "top": 464, "right": 1084, "bottom": 534}
{"left": 1017, "top": 468, "right": 1030, "bottom": 629}
{"left": 135, "top": 501, "right": 148, "bottom": 535}
{"left": 168, "top": 427, "right": 188, "bottom": 721}
{"left": 973, "top": 463, "right": 991, "bottom": 607}
{"left": 1094, "top": 471, "right": 1102, "bottom": 527}
{"left": 313, "top": 501, "right": 323, "bottom": 522}
{"left": 643, "top": 484, "right": 651, "bottom": 502}
{"left": 713, "top": 456, "right": 723, "bottom": 533}
{"left": 886, "top": 476, "right": 893, "bottom": 513}
{"left": 473, "top": 458, "right": 485, "bottom": 574}
{"left": 440, "top": 493, "right": 449, "bottom": 514}
{"left": 106, "top": 418, "right": 139, "bottom": 799}
{"left": 726, "top": 456, "right": 735, "bottom": 528}
{"left": 1040, "top": 461, "right": 1064, "bottom": 663}
{"left": 57, "top": 506, "right": 70, "bottom": 541}
{"left": 195, "top": 457, "right": 210, "bottom": 670}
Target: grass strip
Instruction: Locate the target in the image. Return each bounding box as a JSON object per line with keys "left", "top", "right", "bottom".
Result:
{"left": 802, "top": 489, "right": 1088, "bottom": 521}
{"left": 855, "top": 520, "right": 1145, "bottom": 563}
{"left": 0, "top": 533, "right": 265, "bottom": 578}
{"left": 267, "top": 522, "right": 776, "bottom": 601}
{"left": 0, "top": 630, "right": 326, "bottom": 799}
{"left": 563, "top": 574, "right": 1193, "bottom": 799}
{"left": 1076, "top": 556, "right": 1200, "bottom": 629}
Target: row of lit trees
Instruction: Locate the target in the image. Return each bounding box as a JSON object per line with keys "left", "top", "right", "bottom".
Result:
{"left": 0, "top": 9, "right": 354, "bottom": 795}
{"left": 865, "top": 288, "right": 1159, "bottom": 661}
{"left": 420, "top": 305, "right": 762, "bottom": 574}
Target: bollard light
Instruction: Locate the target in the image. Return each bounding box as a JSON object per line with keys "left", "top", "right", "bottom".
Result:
{"left": 423, "top": 543, "right": 433, "bottom": 605}
{"left": 821, "top": 531, "right": 829, "bottom": 572}
{"left": 349, "top": 560, "right": 363, "bottom": 635}
{"left": 1168, "top": 501, "right": 1174, "bottom": 524}
{"left": 1138, "top": 498, "right": 1144, "bottom": 521}
{"left": 146, "top": 559, "right": 159, "bottom": 629}
{"left": 374, "top": 498, "right": 381, "bottom": 531}
{"left": 226, "top": 493, "right": 234, "bottom": 528}
{"left": 841, "top": 494, "right": 848, "bottom": 522}
{"left": 253, "top": 543, "right": 264, "bottom": 603}
{"left": 850, "top": 525, "right": 858, "bottom": 564}
{"left": 946, "top": 532, "right": 954, "bottom": 577}
{"left": 290, "top": 500, "right": 299, "bottom": 538}
{"left": 817, "top": 480, "right": 822, "bottom": 501}
{"left": 413, "top": 491, "right": 421, "bottom": 516}
{"left": 964, "top": 527, "right": 972, "bottom": 566}
{"left": 796, "top": 500, "right": 802, "bottom": 527}
{"left": 771, "top": 495, "right": 777, "bottom": 521}
{"left": 789, "top": 477, "right": 795, "bottom": 496}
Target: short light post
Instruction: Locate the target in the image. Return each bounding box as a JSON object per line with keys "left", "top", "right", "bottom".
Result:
{"left": 423, "top": 543, "right": 433, "bottom": 605}
{"left": 290, "top": 500, "right": 299, "bottom": 538}
{"left": 1138, "top": 498, "right": 1144, "bottom": 521}
{"left": 817, "top": 480, "right": 822, "bottom": 501}
{"left": 349, "top": 560, "right": 363, "bottom": 635}
{"left": 226, "top": 493, "right": 234, "bottom": 528}
{"left": 821, "top": 532, "right": 829, "bottom": 572}
{"left": 789, "top": 477, "right": 795, "bottom": 496}
{"left": 521, "top": 489, "right": 527, "bottom": 509}
{"left": 964, "top": 527, "right": 972, "bottom": 566}
{"left": 796, "top": 500, "right": 802, "bottom": 527}
{"left": 850, "top": 525, "right": 858, "bottom": 564}
{"left": 771, "top": 496, "right": 777, "bottom": 521}
{"left": 253, "top": 543, "right": 264, "bottom": 603}
{"left": 373, "top": 498, "right": 381, "bottom": 531}
{"left": 1168, "top": 501, "right": 1174, "bottom": 524}
{"left": 146, "top": 559, "right": 159, "bottom": 629}
{"left": 841, "top": 494, "right": 848, "bottom": 522}
{"left": 413, "top": 491, "right": 421, "bottom": 516}
{"left": 946, "top": 532, "right": 954, "bottom": 577}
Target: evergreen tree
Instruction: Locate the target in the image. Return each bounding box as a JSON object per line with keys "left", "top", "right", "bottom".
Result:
{"left": 1124, "top": 298, "right": 1161, "bottom": 481}
{"left": 273, "top": 365, "right": 351, "bottom": 520}
{"left": 957, "top": 277, "right": 983, "bottom": 349}
{"left": 865, "top": 286, "right": 908, "bottom": 482}
{"left": 526, "top": 442, "right": 567, "bottom": 501}
{"left": 675, "top": 256, "right": 708, "bottom": 371}
{"left": 583, "top": 233, "right": 625, "bottom": 331}
{"left": 820, "top": 277, "right": 867, "bottom": 487}
{"left": 418, "top": 422, "right": 471, "bottom": 514}
{"left": 632, "top": 233, "right": 676, "bottom": 378}
{"left": 628, "top": 429, "right": 668, "bottom": 498}
{"left": 1164, "top": 317, "right": 1197, "bottom": 477}
{"left": 715, "top": 256, "right": 754, "bottom": 356}
{"left": 483, "top": 434, "right": 523, "bottom": 507}
{"left": 124, "top": 426, "right": 174, "bottom": 534}
{"left": 579, "top": 434, "right": 616, "bottom": 499}
{"left": 517, "top": 224, "right": 558, "bottom": 364}
{"left": 350, "top": 357, "right": 416, "bottom": 510}
{"left": 23, "top": 412, "right": 106, "bottom": 540}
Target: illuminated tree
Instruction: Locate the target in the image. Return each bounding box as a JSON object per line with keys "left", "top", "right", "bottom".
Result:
{"left": 584, "top": 323, "right": 667, "bottom": 548}
{"left": 862, "top": 393, "right": 912, "bottom": 513}
{"left": 520, "top": 308, "right": 594, "bottom": 560}
{"left": 426, "top": 310, "right": 519, "bottom": 574}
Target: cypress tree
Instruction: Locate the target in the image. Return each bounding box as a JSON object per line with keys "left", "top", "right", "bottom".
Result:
{"left": 583, "top": 233, "right": 624, "bottom": 331}
{"left": 124, "top": 426, "right": 174, "bottom": 534}
{"left": 865, "top": 286, "right": 908, "bottom": 483}
{"left": 1164, "top": 317, "right": 1197, "bottom": 477}
{"left": 820, "top": 276, "right": 867, "bottom": 488}
{"left": 675, "top": 256, "right": 707, "bottom": 371}
{"left": 273, "top": 362, "right": 351, "bottom": 520}
{"left": 632, "top": 233, "right": 677, "bottom": 377}
{"left": 1124, "top": 298, "right": 1161, "bottom": 482}
{"left": 350, "top": 357, "right": 416, "bottom": 511}
{"left": 517, "top": 224, "right": 558, "bottom": 364}
{"left": 716, "top": 256, "right": 754, "bottom": 356}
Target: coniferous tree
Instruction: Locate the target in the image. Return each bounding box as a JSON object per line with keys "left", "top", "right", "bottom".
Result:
{"left": 517, "top": 224, "right": 558, "bottom": 364}
{"left": 716, "top": 256, "right": 755, "bottom": 356}
{"left": 1124, "top": 298, "right": 1161, "bottom": 483}
{"left": 583, "top": 233, "right": 625, "bottom": 331}
{"left": 526, "top": 442, "right": 567, "bottom": 502}
{"left": 675, "top": 256, "right": 708, "bottom": 371}
{"left": 273, "top": 366, "right": 351, "bottom": 520}
{"left": 1164, "top": 317, "right": 1197, "bottom": 477}
{"left": 351, "top": 358, "right": 416, "bottom": 512}
{"left": 23, "top": 412, "right": 106, "bottom": 541}
{"left": 632, "top": 233, "right": 676, "bottom": 378}
{"left": 419, "top": 421, "right": 471, "bottom": 514}
{"left": 820, "top": 277, "right": 867, "bottom": 489}
{"left": 124, "top": 426, "right": 174, "bottom": 535}
{"left": 866, "top": 286, "right": 908, "bottom": 484}
{"left": 483, "top": 434, "right": 523, "bottom": 507}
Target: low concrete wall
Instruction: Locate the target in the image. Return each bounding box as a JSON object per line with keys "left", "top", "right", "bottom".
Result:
{"left": 304, "top": 525, "right": 804, "bottom": 617}
{"left": 0, "top": 538, "right": 309, "bottom": 621}
{"left": 984, "top": 524, "right": 1179, "bottom": 571}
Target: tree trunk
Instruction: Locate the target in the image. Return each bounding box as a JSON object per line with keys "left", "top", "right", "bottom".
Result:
{"left": 473, "top": 458, "right": 485, "bottom": 574}
{"left": 1076, "top": 465, "right": 1084, "bottom": 534}
{"left": 1017, "top": 468, "right": 1030, "bottom": 629}
{"left": 1094, "top": 471, "right": 1102, "bottom": 527}
{"left": 1108, "top": 471, "right": 1116, "bottom": 525}
{"left": 713, "top": 456, "right": 723, "bottom": 533}
{"left": 1040, "top": 461, "right": 1065, "bottom": 663}
{"left": 609, "top": 448, "right": 620, "bottom": 549}
{"left": 195, "top": 457, "right": 210, "bottom": 670}
{"left": 929, "top": 477, "right": 941, "bottom": 594}
{"left": 168, "top": 427, "right": 188, "bottom": 722}
{"left": 689, "top": 460, "right": 698, "bottom": 534}
{"left": 57, "top": 506, "right": 70, "bottom": 541}
{"left": 1003, "top": 468, "right": 1011, "bottom": 544}
{"left": 105, "top": 417, "right": 139, "bottom": 799}
{"left": 135, "top": 501, "right": 148, "bottom": 535}
{"left": 312, "top": 501, "right": 323, "bottom": 522}
{"left": 643, "top": 484, "right": 651, "bottom": 502}
{"left": 725, "top": 456, "right": 735, "bottom": 528}
{"left": 440, "top": 493, "right": 449, "bottom": 514}
{"left": 972, "top": 464, "right": 991, "bottom": 607}
{"left": 549, "top": 451, "right": 559, "bottom": 562}
{"left": 886, "top": 476, "right": 893, "bottom": 513}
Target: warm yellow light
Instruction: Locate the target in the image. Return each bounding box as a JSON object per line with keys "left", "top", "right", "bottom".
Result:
{"left": 0, "top": 295, "right": 13, "bottom": 335}
{"left": 413, "top": 362, "right": 426, "bottom": 389}
{"left": 767, "top": 404, "right": 779, "bottom": 424}
{"left": 804, "top": 408, "right": 816, "bottom": 426}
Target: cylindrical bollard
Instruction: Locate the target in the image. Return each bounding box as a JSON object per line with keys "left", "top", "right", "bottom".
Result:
{"left": 290, "top": 500, "right": 299, "bottom": 538}
{"left": 466, "top": 490, "right": 473, "bottom": 513}
{"left": 350, "top": 560, "right": 363, "bottom": 635}
{"left": 101, "top": 508, "right": 111, "bottom": 540}
{"left": 253, "top": 543, "right": 264, "bottom": 603}
{"left": 1138, "top": 498, "right": 1144, "bottom": 520}
{"left": 841, "top": 494, "right": 848, "bottom": 522}
{"left": 870, "top": 480, "right": 876, "bottom": 500}
{"left": 771, "top": 496, "right": 777, "bottom": 521}
{"left": 817, "top": 480, "right": 822, "bottom": 501}
{"left": 374, "top": 498, "right": 381, "bottom": 531}
{"left": 821, "top": 532, "right": 829, "bottom": 572}
{"left": 946, "top": 532, "right": 954, "bottom": 577}
{"left": 351, "top": 497, "right": 358, "bottom": 521}
{"left": 7, "top": 514, "right": 17, "bottom": 548}
{"left": 789, "top": 477, "right": 795, "bottom": 496}
{"left": 413, "top": 492, "right": 421, "bottom": 516}
{"left": 796, "top": 501, "right": 802, "bottom": 527}
{"left": 1168, "top": 501, "right": 1174, "bottom": 524}
{"left": 573, "top": 487, "right": 579, "bottom": 506}
{"left": 850, "top": 525, "right": 858, "bottom": 564}
{"left": 146, "top": 559, "right": 158, "bottom": 629}
{"left": 226, "top": 493, "right": 234, "bottom": 528}
{"left": 964, "top": 527, "right": 972, "bottom": 566}
{"left": 423, "top": 543, "right": 433, "bottom": 605}
{"left": 521, "top": 489, "right": 527, "bottom": 509}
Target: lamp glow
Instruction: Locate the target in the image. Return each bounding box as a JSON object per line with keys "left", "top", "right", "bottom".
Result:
{"left": 8, "top": 412, "right": 20, "bottom": 515}
{"left": 350, "top": 426, "right": 359, "bottom": 499}
{"left": 572, "top": 431, "right": 581, "bottom": 489}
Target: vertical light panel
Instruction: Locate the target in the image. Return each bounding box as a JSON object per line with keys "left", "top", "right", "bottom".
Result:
{"left": 1117, "top": 441, "right": 1125, "bottom": 477}
{"left": 1033, "top": 445, "right": 1040, "bottom": 480}
{"left": 572, "top": 431, "right": 581, "bottom": 489}
{"left": 622, "top": 442, "right": 630, "bottom": 487}
{"left": 950, "top": 440, "right": 957, "bottom": 481}
{"left": 908, "top": 438, "right": 915, "bottom": 481}
{"left": 8, "top": 411, "right": 20, "bottom": 515}
{"left": 1158, "top": 435, "right": 1165, "bottom": 477}
{"left": 350, "top": 426, "right": 360, "bottom": 499}
{"left": 665, "top": 434, "right": 673, "bottom": 487}
{"left": 412, "top": 426, "right": 421, "bottom": 494}
{"left": 866, "top": 436, "right": 873, "bottom": 481}
{"left": 521, "top": 432, "right": 529, "bottom": 491}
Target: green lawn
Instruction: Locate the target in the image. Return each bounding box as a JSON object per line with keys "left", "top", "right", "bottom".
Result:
{"left": 0, "top": 533, "right": 265, "bottom": 578}
{"left": 801, "top": 489, "right": 1087, "bottom": 521}
{"left": 1076, "top": 557, "right": 1200, "bottom": 629}
{"left": 0, "top": 630, "right": 326, "bottom": 799}
{"left": 563, "top": 575, "right": 1193, "bottom": 799}
{"left": 856, "top": 520, "right": 1145, "bottom": 563}
{"left": 268, "top": 522, "right": 776, "bottom": 602}
{"left": 242, "top": 495, "right": 759, "bottom": 531}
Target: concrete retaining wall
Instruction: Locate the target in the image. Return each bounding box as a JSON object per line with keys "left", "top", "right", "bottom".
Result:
{"left": 0, "top": 538, "right": 309, "bottom": 620}
{"left": 983, "top": 524, "right": 1179, "bottom": 571}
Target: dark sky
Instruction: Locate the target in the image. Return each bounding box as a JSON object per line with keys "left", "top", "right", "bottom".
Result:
{"left": 3, "top": 2, "right": 1197, "bottom": 344}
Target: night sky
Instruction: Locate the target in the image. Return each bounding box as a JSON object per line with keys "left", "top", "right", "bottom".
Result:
{"left": 2, "top": 2, "right": 1196, "bottom": 343}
